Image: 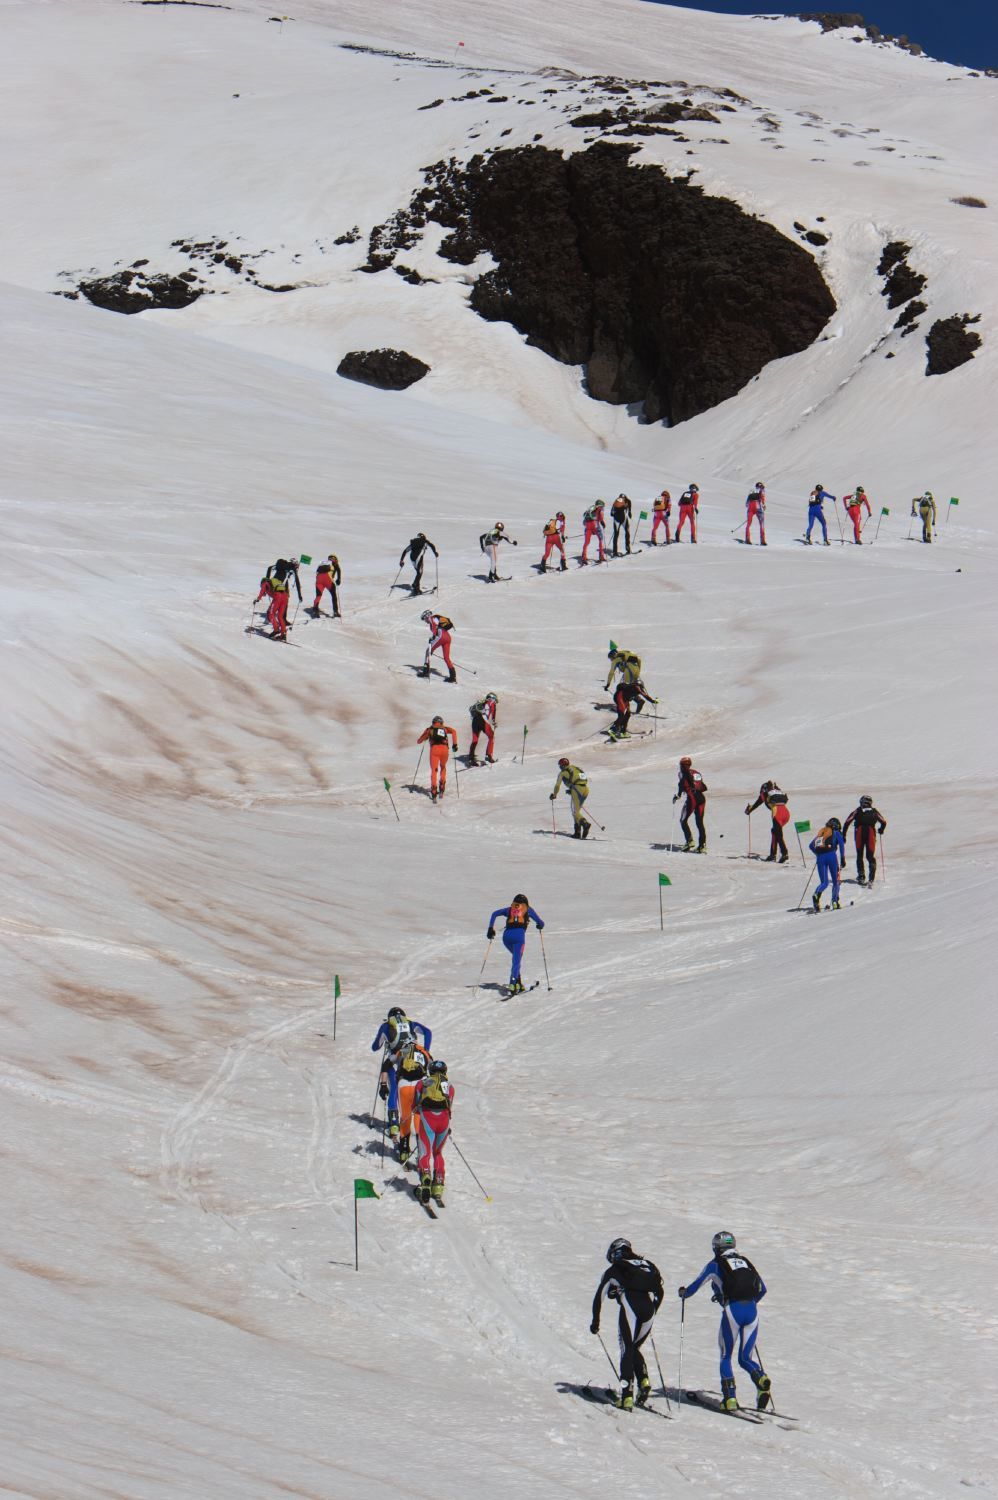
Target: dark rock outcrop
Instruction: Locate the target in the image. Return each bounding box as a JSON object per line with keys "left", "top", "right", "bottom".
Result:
{"left": 925, "top": 315, "right": 982, "bottom": 375}
{"left": 76, "top": 270, "right": 203, "bottom": 314}
{"left": 877, "top": 241, "right": 927, "bottom": 309}
{"left": 370, "top": 144, "right": 835, "bottom": 424}
{"left": 795, "top": 13, "right": 923, "bottom": 55}
{"left": 337, "top": 348, "right": 430, "bottom": 390}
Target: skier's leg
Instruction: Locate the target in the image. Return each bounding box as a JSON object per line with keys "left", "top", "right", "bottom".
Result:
{"left": 413, "top": 555, "right": 424, "bottom": 593}
{"left": 618, "top": 1304, "right": 638, "bottom": 1387}
{"left": 718, "top": 1309, "right": 737, "bottom": 1382}
{"left": 866, "top": 829, "right": 877, "bottom": 881}
{"left": 680, "top": 806, "right": 693, "bottom": 845}
{"left": 734, "top": 1304, "right": 762, "bottom": 1378}
{"left": 695, "top": 804, "right": 706, "bottom": 847}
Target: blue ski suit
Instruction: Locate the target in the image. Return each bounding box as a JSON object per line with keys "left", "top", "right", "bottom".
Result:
{"left": 810, "top": 828, "right": 846, "bottom": 903}
{"left": 681, "top": 1256, "right": 767, "bottom": 1383}
{"left": 806, "top": 487, "right": 835, "bottom": 542}
{"left": 371, "top": 1018, "right": 432, "bottom": 1112}
{"left": 487, "top": 904, "right": 544, "bottom": 982}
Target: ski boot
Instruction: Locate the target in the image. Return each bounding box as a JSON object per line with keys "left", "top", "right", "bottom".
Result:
{"left": 560, "top": 559, "right": 567, "bottom": 572}
{"left": 466, "top": 750, "right": 479, "bottom": 765}
{"left": 831, "top": 898, "right": 841, "bottom": 909}
{"left": 823, "top": 539, "right": 831, "bottom": 546}
{"left": 868, "top": 874, "right": 876, "bottom": 886}
{"left": 812, "top": 891, "right": 821, "bottom": 912}
{"left": 682, "top": 840, "right": 695, "bottom": 852}
{"left": 447, "top": 668, "right": 457, "bottom": 684}
{"left": 696, "top": 842, "right": 707, "bottom": 854}
{"left": 431, "top": 1179, "right": 445, "bottom": 1206}
{"left": 438, "top": 783, "right": 446, "bottom": 799}
{"left": 779, "top": 852, "right": 789, "bottom": 863}
{"left": 753, "top": 1373, "right": 772, "bottom": 1411}
{"left": 388, "top": 1112, "right": 400, "bottom": 1140}
{"left": 572, "top": 824, "right": 583, "bottom": 839}
{"left": 637, "top": 1376, "right": 652, "bottom": 1407}
{"left": 508, "top": 977, "right": 525, "bottom": 996}
{"left": 398, "top": 1137, "right": 412, "bottom": 1165}
{"left": 540, "top": 564, "right": 547, "bottom": 573}
{"left": 761, "top": 539, "right": 768, "bottom": 546}
{"left": 417, "top": 665, "right": 430, "bottom": 678}
{"left": 804, "top": 537, "right": 812, "bottom": 546}
{"left": 420, "top": 1174, "right": 432, "bottom": 1206}
{"left": 721, "top": 1378, "right": 738, "bottom": 1413}
{"left": 431, "top": 788, "right": 438, "bottom": 802}
{"left": 581, "top": 821, "right": 591, "bottom": 840}
{"left": 614, "top": 1384, "right": 634, "bottom": 1411}
{"left": 486, "top": 754, "right": 497, "bottom": 764}
{"left": 764, "top": 853, "right": 777, "bottom": 862}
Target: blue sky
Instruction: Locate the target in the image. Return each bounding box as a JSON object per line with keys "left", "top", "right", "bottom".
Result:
{"left": 643, "top": 2, "right": 998, "bottom": 70}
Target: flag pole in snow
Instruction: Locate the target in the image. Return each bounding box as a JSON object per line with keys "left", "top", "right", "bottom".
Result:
{"left": 633, "top": 508, "right": 648, "bottom": 546}
{"left": 333, "top": 974, "right": 341, "bottom": 1041}
{"left": 793, "top": 818, "right": 811, "bottom": 867}
{"left": 873, "top": 506, "right": 889, "bottom": 541}
{"left": 947, "top": 496, "right": 960, "bottom": 524}
{"left": 658, "top": 872, "right": 671, "bottom": 930}
{"left": 539, "top": 929, "right": 553, "bottom": 991}
{"left": 520, "top": 725, "right": 527, "bottom": 765}
{"left": 354, "top": 1178, "right": 379, "bottom": 1270}
{"left": 384, "top": 777, "right": 400, "bottom": 822}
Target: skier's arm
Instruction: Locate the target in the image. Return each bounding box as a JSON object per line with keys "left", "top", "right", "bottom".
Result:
{"left": 876, "top": 811, "right": 887, "bottom": 832}
{"left": 835, "top": 830, "right": 847, "bottom": 863}
{"left": 399, "top": 548, "right": 409, "bottom": 567}
{"left": 333, "top": 558, "right": 342, "bottom": 584}
{"left": 591, "top": 1268, "right": 613, "bottom": 1330}
{"left": 842, "top": 809, "right": 857, "bottom": 833}
{"left": 447, "top": 725, "right": 459, "bottom": 750}
{"left": 371, "top": 1025, "right": 389, "bottom": 1052}
{"left": 929, "top": 499, "right": 937, "bottom": 523}
{"left": 526, "top": 906, "right": 545, "bottom": 930}
{"left": 680, "top": 1260, "right": 717, "bottom": 1299}
{"left": 428, "top": 540, "right": 438, "bottom": 557}
{"left": 550, "top": 769, "right": 566, "bottom": 798}
{"left": 292, "top": 567, "right": 302, "bottom": 602}
{"left": 757, "top": 1276, "right": 767, "bottom": 1300}
{"left": 487, "top": 907, "right": 507, "bottom": 937}
{"left": 412, "top": 1022, "right": 432, "bottom": 1051}
{"left": 416, "top": 728, "right": 431, "bottom": 745}
{"left": 746, "top": 794, "right": 765, "bottom": 815}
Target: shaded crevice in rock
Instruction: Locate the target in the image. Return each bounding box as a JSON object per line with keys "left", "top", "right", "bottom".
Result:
{"left": 369, "top": 144, "right": 835, "bottom": 425}
{"left": 925, "top": 315, "right": 982, "bottom": 375}
{"left": 337, "top": 349, "right": 430, "bottom": 390}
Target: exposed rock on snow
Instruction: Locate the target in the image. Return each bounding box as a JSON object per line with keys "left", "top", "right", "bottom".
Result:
{"left": 877, "top": 240, "right": 927, "bottom": 309}
{"left": 336, "top": 348, "right": 430, "bottom": 388}
{"left": 925, "top": 313, "right": 983, "bottom": 374}
{"left": 75, "top": 268, "right": 204, "bottom": 313}
{"left": 369, "top": 143, "right": 835, "bottom": 424}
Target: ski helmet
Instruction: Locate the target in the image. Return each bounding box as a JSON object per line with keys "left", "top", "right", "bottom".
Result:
{"left": 607, "top": 1238, "right": 632, "bottom": 1263}
{"left": 289, "top": 557, "right": 299, "bottom": 567}
{"left": 762, "top": 780, "right": 776, "bottom": 792}
{"left": 421, "top": 610, "right": 432, "bottom": 622}
{"left": 712, "top": 1230, "right": 736, "bottom": 1255}
{"left": 680, "top": 756, "right": 692, "bottom": 767}
{"left": 512, "top": 893, "right": 529, "bottom": 905}
{"left": 755, "top": 481, "right": 765, "bottom": 491}
{"left": 432, "top": 715, "right": 443, "bottom": 726}
{"left": 689, "top": 482, "right": 699, "bottom": 492}
{"left": 428, "top": 1059, "right": 448, "bottom": 1078}
{"left": 485, "top": 692, "right": 497, "bottom": 703}
{"left": 924, "top": 490, "right": 933, "bottom": 500}
{"left": 856, "top": 485, "right": 866, "bottom": 493}
{"left": 418, "top": 531, "right": 426, "bottom": 539}
{"left": 859, "top": 794, "right": 873, "bottom": 808}
{"left": 387, "top": 1006, "right": 407, "bottom": 1022}
{"left": 495, "top": 521, "right": 504, "bottom": 532}
{"left": 815, "top": 482, "right": 824, "bottom": 491}
{"left": 558, "top": 757, "right": 570, "bottom": 768}
{"left": 828, "top": 816, "right": 842, "bottom": 831}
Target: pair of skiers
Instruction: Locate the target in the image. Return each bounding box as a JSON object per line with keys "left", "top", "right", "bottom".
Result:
{"left": 371, "top": 1007, "right": 452, "bottom": 1205}
{"left": 416, "top": 717, "right": 458, "bottom": 800}
{"left": 604, "top": 648, "right": 656, "bottom": 738}
{"left": 418, "top": 610, "right": 457, "bottom": 682}
{"left": 591, "top": 1233, "right": 770, "bottom": 1414}
{"left": 745, "top": 780, "right": 790, "bottom": 860}
{"left": 911, "top": 491, "right": 937, "bottom": 542}
{"left": 674, "top": 757, "right": 707, "bottom": 851}
{"left": 255, "top": 557, "right": 302, "bottom": 640}
{"left": 399, "top": 533, "right": 438, "bottom": 595}
{"left": 541, "top": 514, "right": 568, "bottom": 572}
{"left": 480, "top": 522, "right": 517, "bottom": 582}
{"left": 486, "top": 895, "right": 545, "bottom": 995}
{"left": 744, "top": 483, "right": 767, "bottom": 545}
{"left": 551, "top": 759, "right": 591, "bottom": 838}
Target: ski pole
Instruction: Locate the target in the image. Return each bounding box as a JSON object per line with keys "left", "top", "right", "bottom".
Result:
{"left": 670, "top": 798, "right": 679, "bottom": 853}
{"left": 597, "top": 1331, "right": 620, "bottom": 1381}
{"left": 434, "top": 554, "right": 439, "bottom": 594}
{"left": 651, "top": 1335, "right": 671, "bottom": 1412}
{"left": 409, "top": 745, "right": 425, "bottom": 792}
{"left": 581, "top": 801, "right": 606, "bottom": 833}
{"left": 471, "top": 938, "right": 493, "bottom": 997}
{"left": 388, "top": 565, "right": 403, "bottom": 596}
{"left": 452, "top": 662, "right": 478, "bottom": 676}
{"left": 753, "top": 1343, "right": 779, "bottom": 1414}
{"left": 520, "top": 725, "right": 527, "bottom": 765}
{"left": 245, "top": 595, "right": 258, "bottom": 631}
{"left": 834, "top": 498, "right": 844, "bottom": 545}
{"left": 290, "top": 598, "right": 301, "bottom": 630}
{"left": 452, "top": 754, "right": 460, "bottom": 800}
{"left": 878, "top": 831, "right": 887, "bottom": 884}
{"left": 449, "top": 1135, "right": 492, "bottom": 1200}
{"left": 747, "top": 809, "right": 753, "bottom": 858}
{"left": 370, "top": 1052, "right": 387, "bottom": 1125}
{"left": 677, "top": 1297, "right": 686, "bottom": 1413}
{"left": 795, "top": 861, "right": 817, "bottom": 911}
{"left": 907, "top": 512, "right": 915, "bottom": 541}
{"left": 550, "top": 797, "right": 557, "bottom": 836}
{"left": 539, "top": 929, "right": 552, "bottom": 992}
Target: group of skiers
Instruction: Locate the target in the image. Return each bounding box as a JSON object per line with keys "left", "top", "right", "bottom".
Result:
{"left": 806, "top": 797, "right": 888, "bottom": 910}
{"left": 413, "top": 693, "right": 499, "bottom": 799}
{"left": 371, "top": 1006, "right": 454, "bottom": 1206}
{"left": 591, "top": 1233, "right": 771, "bottom": 1415}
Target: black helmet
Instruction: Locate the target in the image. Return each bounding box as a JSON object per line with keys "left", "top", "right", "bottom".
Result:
{"left": 828, "top": 816, "right": 842, "bottom": 831}
{"left": 859, "top": 795, "right": 873, "bottom": 808}
{"left": 712, "top": 1230, "right": 736, "bottom": 1255}
{"left": 432, "top": 715, "right": 443, "bottom": 726}
{"left": 755, "top": 481, "right": 765, "bottom": 491}
{"left": 387, "top": 1006, "right": 407, "bottom": 1022}
{"left": 429, "top": 1059, "right": 448, "bottom": 1078}
{"left": 512, "top": 892, "right": 529, "bottom": 905}
{"left": 607, "top": 1238, "right": 632, "bottom": 1263}
{"left": 607, "top": 649, "right": 619, "bottom": 660}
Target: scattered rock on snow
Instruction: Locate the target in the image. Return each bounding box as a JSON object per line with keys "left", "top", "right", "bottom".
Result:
{"left": 925, "top": 314, "right": 982, "bottom": 375}
{"left": 337, "top": 349, "right": 430, "bottom": 390}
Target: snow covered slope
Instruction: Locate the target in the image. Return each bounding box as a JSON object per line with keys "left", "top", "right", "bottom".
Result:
{"left": 0, "top": 3, "right": 995, "bottom": 1498}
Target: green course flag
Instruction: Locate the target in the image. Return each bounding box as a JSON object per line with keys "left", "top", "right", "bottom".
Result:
{"left": 657, "top": 872, "right": 671, "bottom": 931}
{"left": 794, "top": 820, "right": 811, "bottom": 833}
{"left": 354, "top": 1178, "right": 380, "bottom": 1270}
{"left": 609, "top": 639, "right": 618, "bottom": 653}
{"left": 334, "top": 975, "right": 341, "bottom": 1000}
{"left": 333, "top": 973, "right": 341, "bottom": 1040}
{"left": 949, "top": 497, "right": 960, "bottom": 505}
{"left": 639, "top": 510, "right": 649, "bottom": 520}
{"left": 658, "top": 873, "right": 672, "bottom": 886}
{"left": 300, "top": 553, "right": 312, "bottom": 565}
{"left": 383, "top": 778, "right": 400, "bottom": 823}
{"left": 880, "top": 506, "right": 889, "bottom": 516}
{"left": 384, "top": 777, "right": 391, "bottom": 791}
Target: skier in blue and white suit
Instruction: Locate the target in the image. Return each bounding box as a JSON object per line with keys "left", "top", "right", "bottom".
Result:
{"left": 805, "top": 483, "right": 835, "bottom": 544}
{"left": 678, "top": 1231, "right": 772, "bottom": 1411}
{"left": 371, "top": 1007, "right": 432, "bottom": 1139}
{"left": 808, "top": 817, "right": 847, "bottom": 911}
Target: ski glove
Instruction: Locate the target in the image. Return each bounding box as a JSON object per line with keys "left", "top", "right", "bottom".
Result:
{"left": 677, "top": 1286, "right": 687, "bottom": 1298}
{"left": 590, "top": 1321, "right": 599, "bottom": 1335}
{"left": 487, "top": 928, "right": 496, "bottom": 940}
{"left": 378, "top": 1082, "right": 389, "bottom": 1100}
{"left": 672, "top": 794, "right": 680, "bottom": 804}
{"left": 549, "top": 793, "right": 557, "bottom": 801}
{"left": 536, "top": 921, "right": 545, "bottom": 930}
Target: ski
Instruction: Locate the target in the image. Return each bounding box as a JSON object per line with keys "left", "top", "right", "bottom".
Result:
{"left": 693, "top": 1391, "right": 799, "bottom": 1428}
{"left": 580, "top": 1386, "right": 671, "bottom": 1419}
{"left": 499, "top": 980, "right": 540, "bottom": 1001}
{"left": 413, "top": 1185, "right": 437, "bottom": 1219}
{"left": 246, "top": 626, "right": 301, "bottom": 647}
{"left": 684, "top": 1391, "right": 764, "bottom": 1423}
